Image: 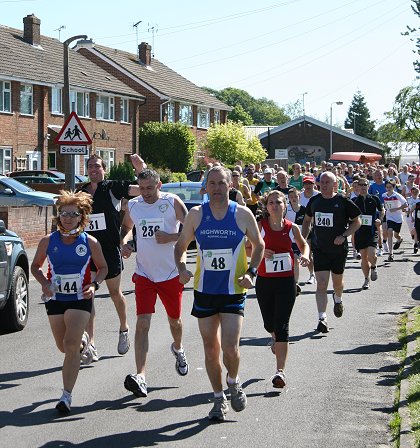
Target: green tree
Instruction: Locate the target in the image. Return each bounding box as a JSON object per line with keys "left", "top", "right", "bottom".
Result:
{"left": 204, "top": 121, "right": 267, "bottom": 165}
{"left": 107, "top": 161, "right": 136, "bottom": 181}
{"left": 228, "top": 104, "right": 254, "bottom": 125}
{"left": 402, "top": 0, "right": 420, "bottom": 73}
{"left": 139, "top": 122, "right": 196, "bottom": 172}
{"left": 344, "top": 91, "right": 377, "bottom": 140}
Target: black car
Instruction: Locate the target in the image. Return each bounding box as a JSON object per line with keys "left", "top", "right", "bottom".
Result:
{"left": 0, "top": 220, "right": 30, "bottom": 332}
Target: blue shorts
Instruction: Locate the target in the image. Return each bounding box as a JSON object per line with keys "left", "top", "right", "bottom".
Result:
{"left": 192, "top": 291, "right": 246, "bottom": 318}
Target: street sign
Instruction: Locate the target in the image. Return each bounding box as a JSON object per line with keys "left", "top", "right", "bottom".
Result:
{"left": 275, "top": 148, "right": 288, "bottom": 159}
{"left": 60, "top": 145, "right": 88, "bottom": 155}
{"left": 54, "top": 111, "right": 92, "bottom": 145}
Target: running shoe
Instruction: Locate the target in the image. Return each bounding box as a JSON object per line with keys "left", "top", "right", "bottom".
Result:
{"left": 56, "top": 389, "right": 72, "bottom": 414}
{"left": 306, "top": 274, "right": 316, "bottom": 284}
{"left": 356, "top": 252, "right": 361, "bottom": 260}
{"left": 332, "top": 293, "right": 344, "bottom": 318}
{"left": 208, "top": 397, "right": 229, "bottom": 421}
{"left": 271, "top": 369, "right": 286, "bottom": 388}
{"left": 118, "top": 329, "right": 130, "bottom": 355}
{"left": 124, "top": 374, "right": 147, "bottom": 397}
{"left": 296, "top": 283, "right": 301, "bottom": 296}
{"left": 90, "top": 344, "right": 99, "bottom": 362}
{"left": 226, "top": 378, "right": 247, "bottom": 412}
{"left": 388, "top": 254, "right": 394, "bottom": 262}
{"left": 370, "top": 268, "right": 378, "bottom": 282}
{"left": 353, "top": 251, "right": 358, "bottom": 259}
{"left": 383, "top": 242, "right": 389, "bottom": 253}
{"left": 170, "top": 343, "right": 189, "bottom": 376}
{"left": 414, "top": 243, "right": 418, "bottom": 254}
{"left": 80, "top": 331, "right": 93, "bottom": 365}
{"left": 393, "top": 239, "right": 403, "bottom": 250}
{"left": 377, "top": 247, "right": 383, "bottom": 257}
{"left": 316, "top": 318, "right": 329, "bottom": 333}
{"left": 362, "top": 278, "right": 370, "bottom": 290}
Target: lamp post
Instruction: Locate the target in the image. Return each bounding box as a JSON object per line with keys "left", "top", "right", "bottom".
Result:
{"left": 63, "top": 34, "right": 87, "bottom": 190}
{"left": 301, "top": 92, "right": 308, "bottom": 116}
{"left": 330, "top": 101, "right": 343, "bottom": 157}
{"left": 353, "top": 112, "right": 360, "bottom": 134}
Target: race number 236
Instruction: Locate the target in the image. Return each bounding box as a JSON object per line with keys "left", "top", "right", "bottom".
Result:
{"left": 139, "top": 218, "right": 164, "bottom": 238}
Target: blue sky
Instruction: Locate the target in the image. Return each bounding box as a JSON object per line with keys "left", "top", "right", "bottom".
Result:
{"left": 1, "top": 0, "right": 418, "bottom": 126}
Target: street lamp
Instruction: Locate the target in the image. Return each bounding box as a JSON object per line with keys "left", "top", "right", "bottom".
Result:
{"left": 63, "top": 34, "right": 87, "bottom": 190}
{"left": 301, "top": 92, "right": 308, "bottom": 116}
{"left": 330, "top": 101, "right": 343, "bottom": 156}
{"left": 353, "top": 112, "right": 360, "bottom": 134}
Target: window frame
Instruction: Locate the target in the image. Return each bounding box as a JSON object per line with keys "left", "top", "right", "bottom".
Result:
{"left": 120, "top": 98, "right": 129, "bottom": 123}
{"left": 51, "top": 87, "right": 62, "bottom": 114}
{"left": 70, "top": 90, "right": 90, "bottom": 118}
{"left": 48, "top": 151, "right": 57, "bottom": 169}
{"left": 96, "top": 148, "right": 115, "bottom": 170}
{"left": 20, "top": 84, "right": 33, "bottom": 115}
{"left": 197, "top": 106, "right": 210, "bottom": 129}
{"left": 214, "top": 109, "right": 221, "bottom": 125}
{"left": 0, "top": 81, "right": 11, "bottom": 113}
{"left": 179, "top": 103, "right": 193, "bottom": 126}
{"left": 0, "top": 147, "right": 12, "bottom": 174}
{"left": 96, "top": 95, "right": 115, "bottom": 121}
{"left": 167, "top": 101, "right": 175, "bottom": 123}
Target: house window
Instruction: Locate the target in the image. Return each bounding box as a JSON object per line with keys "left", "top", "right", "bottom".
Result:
{"left": 20, "top": 84, "right": 33, "bottom": 115}
{"left": 214, "top": 110, "right": 220, "bottom": 125}
{"left": 0, "top": 81, "right": 11, "bottom": 113}
{"left": 0, "top": 147, "right": 12, "bottom": 174}
{"left": 51, "top": 88, "right": 62, "bottom": 114}
{"left": 120, "top": 98, "right": 129, "bottom": 123}
{"left": 96, "top": 149, "right": 115, "bottom": 169}
{"left": 167, "top": 102, "right": 175, "bottom": 123}
{"left": 96, "top": 95, "right": 115, "bottom": 120}
{"left": 48, "top": 151, "right": 57, "bottom": 169}
{"left": 70, "top": 90, "right": 90, "bottom": 117}
{"left": 179, "top": 104, "right": 193, "bottom": 126}
{"left": 197, "top": 107, "right": 210, "bottom": 129}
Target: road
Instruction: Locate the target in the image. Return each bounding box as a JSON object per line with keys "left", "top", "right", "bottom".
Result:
{"left": 0, "top": 232, "right": 419, "bottom": 448}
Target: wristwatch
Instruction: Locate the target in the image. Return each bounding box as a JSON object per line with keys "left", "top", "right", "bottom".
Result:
{"left": 246, "top": 267, "right": 258, "bottom": 278}
{"left": 92, "top": 281, "right": 100, "bottom": 291}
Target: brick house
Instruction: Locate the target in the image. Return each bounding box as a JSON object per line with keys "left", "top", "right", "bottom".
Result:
{"left": 259, "top": 116, "right": 384, "bottom": 165}
{"left": 75, "top": 41, "right": 231, "bottom": 147}
{"left": 0, "top": 14, "right": 145, "bottom": 175}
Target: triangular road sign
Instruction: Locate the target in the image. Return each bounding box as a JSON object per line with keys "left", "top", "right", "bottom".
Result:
{"left": 54, "top": 111, "right": 92, "bottom": 145}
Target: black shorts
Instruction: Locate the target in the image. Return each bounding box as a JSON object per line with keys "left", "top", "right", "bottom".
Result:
{"left": 312, "top": 248, "right": 347, "bottom": 275}
{"left": 90, "top": 246, "right": 123, "bottom": 279}
{"left": 387, "top": 220, "right": 402, "bottom": 233}
{"left": 45, "top": 299, "right": 92, "bottom": 315}
{"left": 354, "top": 231, "right": 378, "bottom": 251}
{"left": 192, "top": 291, "right": 246, "bottom": 318}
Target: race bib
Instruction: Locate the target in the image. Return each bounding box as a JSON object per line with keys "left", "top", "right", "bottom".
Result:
{"left": 85, "top": 213, "right": 106, "bottom": 231}
{"left": 54, "top": 274, "right": 81, "bottom": 295}
{"left": 360, "top": 215, "right": 373, "bottom": 226}
{"left": 139, "top": 217, "right": 164, "bottom": 238}
{"left": 265, "top": 253, "right": 292, "bottom": 273}
{"left": 203, "top": 249, "right": 232, "bottom": 271}
{"left": 315, "top": 212, "right": 333, "bottom": 227}
{"left": 384, "top": 200, "right": 398, "bottom": 210}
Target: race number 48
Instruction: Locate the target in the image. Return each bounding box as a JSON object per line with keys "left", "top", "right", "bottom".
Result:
{"left": 203, "top": 249, "right": 233, "bottom": 271}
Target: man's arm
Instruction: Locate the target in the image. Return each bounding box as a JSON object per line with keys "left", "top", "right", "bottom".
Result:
{"left": 120, "top": 208, "right": 135, "bottom": 258}
{"left": 301, "top": 214, "right": 312, "bottom": 240}
{"left": 155, "top": 196, "right": 188, "bottom": 244}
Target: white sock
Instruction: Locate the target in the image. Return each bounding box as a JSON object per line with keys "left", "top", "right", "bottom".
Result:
{"left": 214, "top": 391, "right": 226, "bottom": 399}
{"left": 319, "top": 312, "right": 327, "bottom": 320}
{"left": 227, "top": 375, "right": 239, "bottom": 385}
{"left": 334, "top": 295, "right": 342, "bottom": 304}
{"left": 172, "top": 345, "right": 184, "bottom": 354}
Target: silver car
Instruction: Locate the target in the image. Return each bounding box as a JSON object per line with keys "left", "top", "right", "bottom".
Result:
{"left": 0, "top": 176, "right": 57, "bottom": 206}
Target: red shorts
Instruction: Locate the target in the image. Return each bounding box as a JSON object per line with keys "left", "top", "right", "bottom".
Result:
{"left": 132, "top": 273, "right": 184, "bottom": 319}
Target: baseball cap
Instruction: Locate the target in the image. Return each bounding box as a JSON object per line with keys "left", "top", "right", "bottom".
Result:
{"left": 263, "top": 168, "right": 272, "bottom": 174}
{"left": 303, "top": 176, "right": 315, "bottom": 184}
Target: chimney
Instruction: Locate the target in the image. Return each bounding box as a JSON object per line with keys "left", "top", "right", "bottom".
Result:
{"left": 23, "top": 14, "right": 41, "bottom": 46}
{"left": 138, "top": 42, "right": 151, "bottom": 66}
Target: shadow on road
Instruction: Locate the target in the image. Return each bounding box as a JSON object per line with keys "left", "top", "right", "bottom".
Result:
{"left": 334, "top": 341, "right": 401, "bottom": 355}
{"left": 0, "top": 366, "right": 62, "bottom": 390}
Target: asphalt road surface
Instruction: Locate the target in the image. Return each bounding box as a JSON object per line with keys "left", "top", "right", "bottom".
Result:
{"left": 1, "top": 231, "right": 419, "bottom": 448}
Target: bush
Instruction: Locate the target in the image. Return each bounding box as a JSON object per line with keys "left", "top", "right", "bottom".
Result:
{"left": 139, "top": 122, "right": 196, "bottom": 172}
{"left": 107, "top": 162, "right": 136, "bottom": 181}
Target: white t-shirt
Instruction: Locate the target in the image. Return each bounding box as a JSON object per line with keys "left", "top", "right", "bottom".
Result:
{"left": 128, "top": 192, "right": 180, "bottom": 282}
{"left": 399, "top": 172, "right": 410, "bottom": 186}
{"left": 382, "top": 191, "right": 407, "bottom": 223}
{"left": 300, "top": 190, "right": 319, "bottom": 207}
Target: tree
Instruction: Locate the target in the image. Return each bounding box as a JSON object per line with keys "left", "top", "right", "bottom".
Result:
{"left": 139, "top": 122, "right": 196, "bottom": 172}
{"left": 402, "top": 0, "right": 420, "bottom": 74}
{"left": 344, "top": 91, "right": 377, "bottom": 140}
{"left": 228, "top": 104, "right": 254, "bottom": 125}
{"left": 204, "top": 121, "right": 267, "bottom": 165}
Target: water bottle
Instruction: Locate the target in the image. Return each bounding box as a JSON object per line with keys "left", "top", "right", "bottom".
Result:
{"left": 41, "top": 281, "right": 56, "bottom": 303}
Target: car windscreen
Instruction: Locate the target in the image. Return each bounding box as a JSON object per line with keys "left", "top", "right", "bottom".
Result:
{"left": 2, "top": 178, "right": 35, "bottom": 192}
{"left": 160, "top": 186, "right": 202, "bottom": 202}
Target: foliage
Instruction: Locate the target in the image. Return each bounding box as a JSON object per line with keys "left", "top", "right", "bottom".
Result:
{"left": 139, "top": 122, "right": 196, "bottom": 172}
{"left": 146, "top": 164, "right": 187, "bottom": 183}
{"left": 402, "top": 0, "right": 420, "bottom": 73}
{"left": 204, "top": 121, "right": 267, "bottom": 165}
{"left": 202, "top": 87, "right": 290, "bottom": 126}
{"left": 344, "top": 91, "right": 377, "bottom": 140}
{"left": 283, "top": 99, "right": 302, "bottom": 120}
{"left": 107, "top": 162, "right": 135, "bottom": 181}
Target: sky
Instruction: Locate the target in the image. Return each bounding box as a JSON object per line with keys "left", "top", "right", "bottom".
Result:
{"left": 1, "top": 0, "right": 418, "bottom": 127}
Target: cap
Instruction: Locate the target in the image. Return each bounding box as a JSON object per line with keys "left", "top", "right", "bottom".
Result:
{"left": 303, "top": 176, "right": 315, "bottom": 184}
{"left": 263, "top": 168, "right": 272, "bottom": 174}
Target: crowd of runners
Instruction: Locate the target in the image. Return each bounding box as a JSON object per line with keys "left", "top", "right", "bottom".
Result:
{"left": 30, "top": 155, "right": 420, "bottom": 421}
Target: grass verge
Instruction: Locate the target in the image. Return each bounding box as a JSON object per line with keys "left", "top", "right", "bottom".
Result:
{"left": 407, "top": 307, "right": 420, "bottom": 446}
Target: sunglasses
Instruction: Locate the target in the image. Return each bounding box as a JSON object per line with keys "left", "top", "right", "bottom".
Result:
{"left": 232, "top": 174, "right": 240, "bottom": 177}
{"left": 358, "top": 183, "right": 368, "bottom": 186}
{"left": 59, "top": 211, "right": 81, "bottom": 218}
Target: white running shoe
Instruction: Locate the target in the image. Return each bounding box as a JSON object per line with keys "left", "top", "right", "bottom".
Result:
{"left": 118, "top": 329, "right": 130, "bottom": 355}
{"left": 383, "top": 242, "right": 389, "bottom": 253}
{"left": 56, "top": 389, "right": 72, "bottom": 413}
{"left": 170, "top": 343, "right": 189, "bottom": 376}
{"left": 80, "top": 331, "right": 93, "bottom": 365}
{"left": 377, "top": 248, "right": 383, "bottom": 257}
{"left": 90, "top": 344, "right": 99, "bottom": 362}
{"left": 306, "top": 274, "right": 316, "bottom": 285}
{"left": 362, "top": 278, "right": 370, "bottom": 290}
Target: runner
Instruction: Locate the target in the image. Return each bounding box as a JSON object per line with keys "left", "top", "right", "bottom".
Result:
{"left": 257, "top": 190, "right": 309, "bottom": 388}
{"left": 289, "top": 163, "right": 304, "bottom": 190}
{"left": 174, "top": 166, "right": 265, "bottom": 422}
{"left": 254, "top": 168, "right": 278, "bottom": 196}
{"left": 408, "top": 185, "right": 420, "bottom": 253}
{"left": 120, "top": 168, "right": 189, "bottom": 398}
{"left": 245, "top": 165, "right": 260, "bottom": 216}
{"left": 369, "top": 169, "right": 388, "bottom": 255}
{"left": 231, "top": 170, "right": 251, "bottom": 203}
{"left": 276, "top": 170, "right": 292, "bottom": 196}
{"left": 77, "top": 153, "right": 145, "bottom": 360}
{"left": 301, "top": 172, "right": 361, "bottom": 333}
{"left": 414, "top": 193, "right": 420, "bottom": 253}
{"left": 382, "top": 180, "right": 408, "bottom": 262}
{"left": 352, "top": 179, "right": 383, "bottom": 289}
{"left": 30, "top": 191, "right": 108, "bottom": 413}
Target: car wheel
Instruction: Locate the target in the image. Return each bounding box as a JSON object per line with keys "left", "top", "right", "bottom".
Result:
{"left": 0, "top": 266, "right": 29, "bottom": 332}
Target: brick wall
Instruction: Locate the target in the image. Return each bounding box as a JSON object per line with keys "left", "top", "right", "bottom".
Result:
{"left": 0, "top": 205, "right": 54, "bottom": 247}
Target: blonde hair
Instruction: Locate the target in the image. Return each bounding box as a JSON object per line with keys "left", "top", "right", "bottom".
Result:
{"left": 259, "top": 190, "right": 287, "bottom": 219}
{"left": 55, "top": 190, "right": 92, "bottom": 230}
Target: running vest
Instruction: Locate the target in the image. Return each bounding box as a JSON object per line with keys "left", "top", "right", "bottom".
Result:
{"left": 46, "top": 231, "right": 92, "bottom": 301}
{"left": 194, "top": 201, "right": 247, "bottom": 295}
{"left": 128, "top": 192, "right": 180, "bottom": 282}
{"left": 258, "top": 219, "right": 294, "bottom": 278}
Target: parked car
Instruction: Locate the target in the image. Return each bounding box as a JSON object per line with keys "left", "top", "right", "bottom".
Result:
{"left": 8, "top": 170, "right": 88, "bottom": 183}
{"left": 10, "top": 175, "right": 61, "bottom": 185}
{"left": 0, "top": 176, "right": 57, "bottom": 206}
{"left": 160, "top": 182, "right": 203, "bottom": 210}
{"left": 0, "top": 220, "right": 29, "bottom": 332}
{"left": 186, "top": 170, "right": 204, "bottom": 182}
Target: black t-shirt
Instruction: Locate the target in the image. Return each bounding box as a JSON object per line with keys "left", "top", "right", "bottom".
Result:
{"left": 229, "top": 188, "right": 239, "bottom": 202}
{"left": 78, "top": 180, "right": 133, "bottom": 251}
{"left": 306, "top": 193, "right": 361, "bottom": 252}
{"left": 254, "top": 180, "right": 279, "bottom": 196}
{"left": 275, "top": 186, "right": 293, "bottom": 195}
{"left": 352, "top": 194, "right": 382, "bottom": 236}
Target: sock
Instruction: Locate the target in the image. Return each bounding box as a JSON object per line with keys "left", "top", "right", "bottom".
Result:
{"left": 371, "top": 266, "right": 376, "bottom": 270}
{"left": 227, "top": 375, "right": 239, "bottom": 385}
{"left": 136, "top": 373, "right": 145, "bottom": 382}
{"left": 334, "top": 295, "right": 342, "bottom": 303}
{"left": 172, "top": 344, "right": 184, "bottom": 353}
{"left": 214, "top": 391, "right": 226, "bottom": 399}
{"left": 319, "top": 312, "right": 327, "bottom": 320}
